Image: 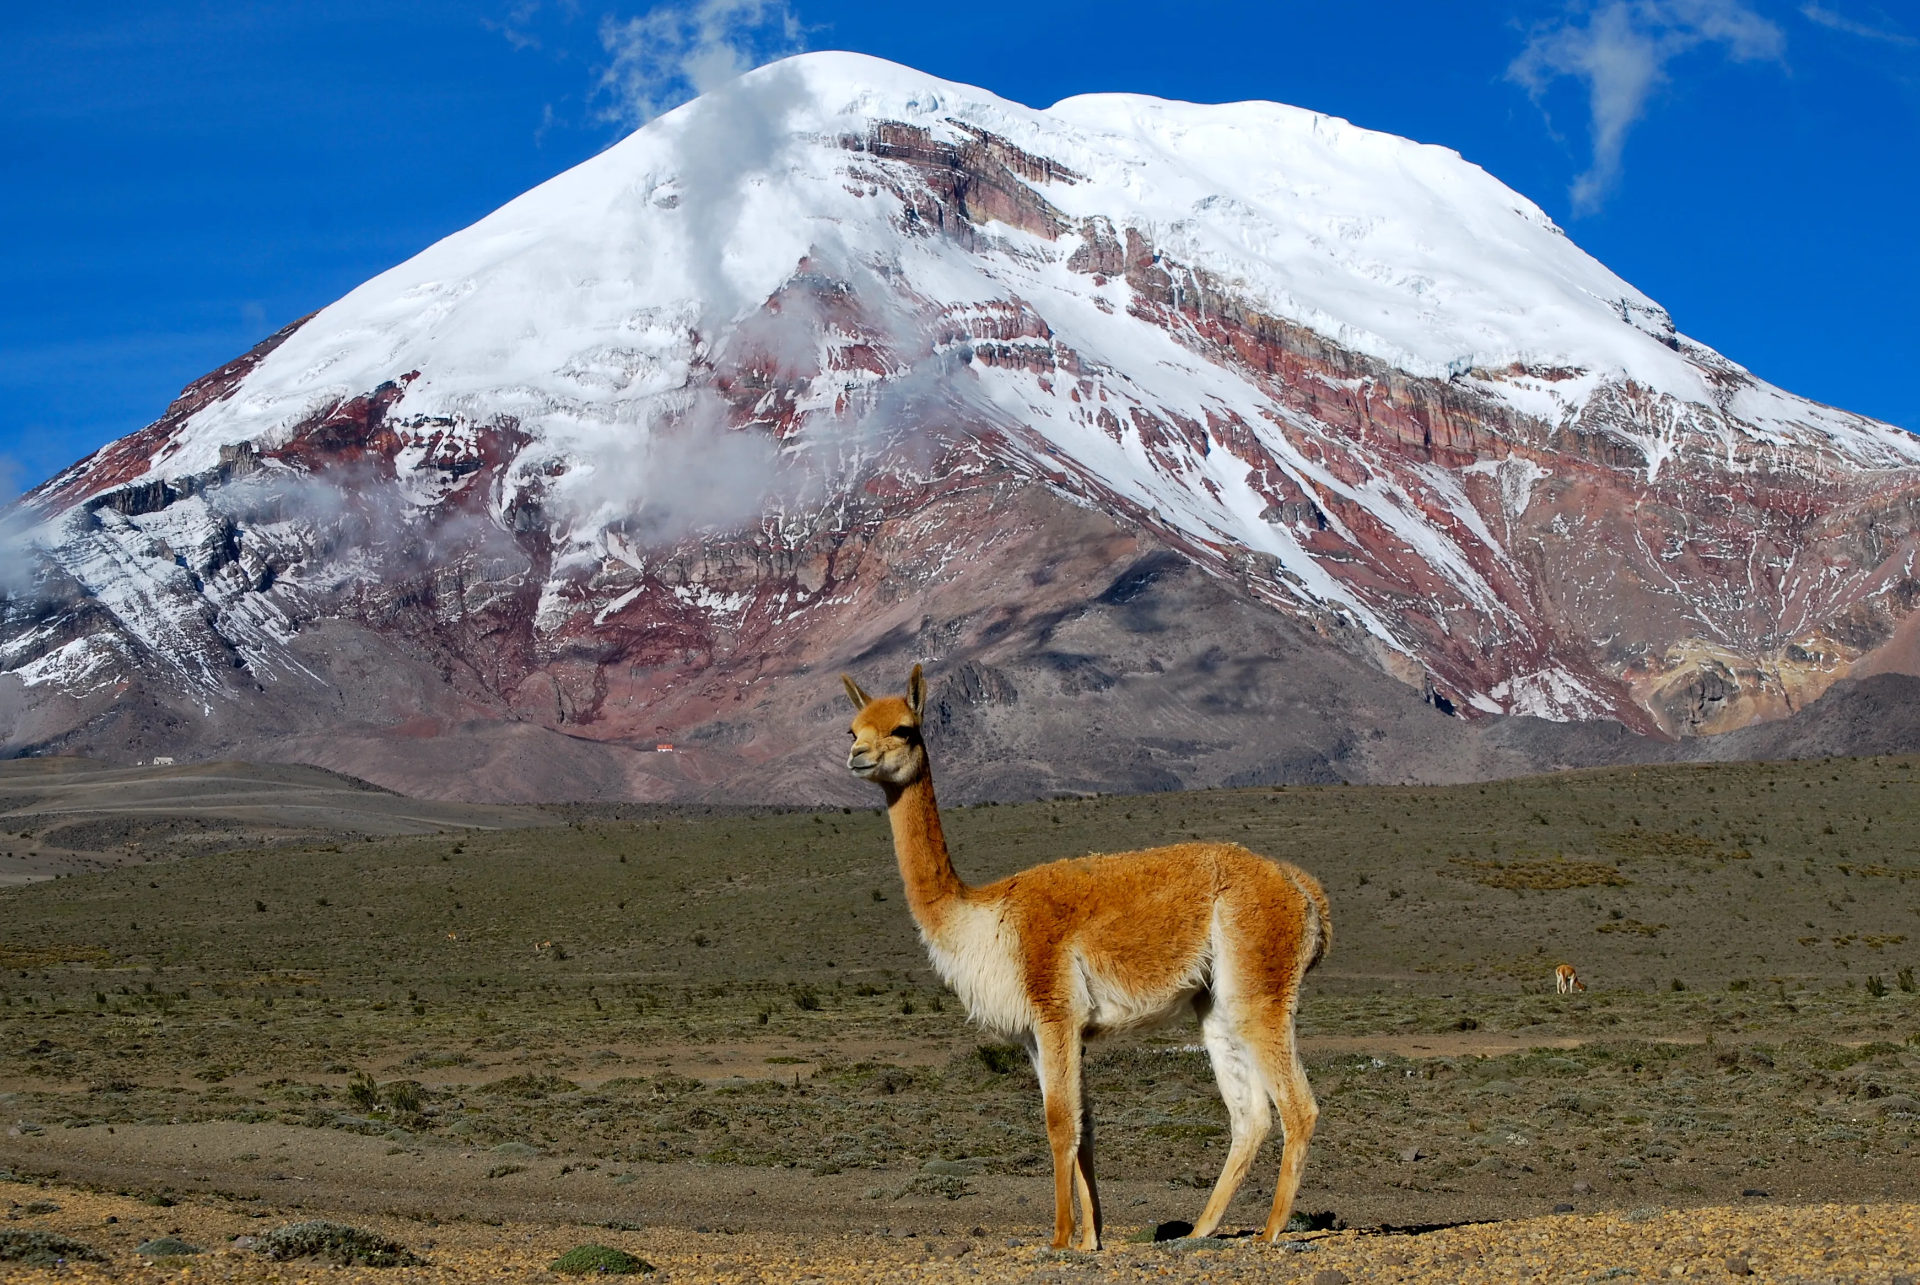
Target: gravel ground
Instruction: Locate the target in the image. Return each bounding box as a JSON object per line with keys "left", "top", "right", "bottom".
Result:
{"left": 1, "top": 1180, "right": 1916, "bottom": 1282}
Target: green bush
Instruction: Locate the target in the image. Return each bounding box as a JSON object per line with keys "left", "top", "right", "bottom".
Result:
{"left": 383, "top": 1079, "right": 424, "bottom": 1114}
{"left": 135, "top": 1237, "right": 201, "bottom": 1257}
{"left": 254, "top": 1220, "right": 424, "bottom": 1267}
{"left": 345, "top": 1071, "right": 379, "bottom": 1112}
{"left": 976, "top": 1043, "right": 1023, "bottom": 1075}
{"left": 550, "top": 1244, "right": 655, "bottom": 1275}
{"left": 0, "top": 1231, "right": 107, "bottom": 1265}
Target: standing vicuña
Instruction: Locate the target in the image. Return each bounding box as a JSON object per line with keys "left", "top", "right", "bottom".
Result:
{"left": 1554, "top": 963, "right": 1585, "bottom": 993}
{"left": 842, "top": 665, "right": 1331, "bottom": 1250}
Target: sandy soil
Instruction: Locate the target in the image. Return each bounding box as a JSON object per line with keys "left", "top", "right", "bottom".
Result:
{"left": 1, "top": 1174, "right": 1915, "bottom": 1283}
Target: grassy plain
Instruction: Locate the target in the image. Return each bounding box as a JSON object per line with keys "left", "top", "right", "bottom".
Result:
{"left": 2, "top": 754, "right": 1918, "bottom": 1242}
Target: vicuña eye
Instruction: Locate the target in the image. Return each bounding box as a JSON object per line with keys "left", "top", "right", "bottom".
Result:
{"left": 891, "top": 726, "right": 914, "bottom": 738}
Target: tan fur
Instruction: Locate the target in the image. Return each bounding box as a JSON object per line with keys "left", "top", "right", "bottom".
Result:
{"left": 844, "top": 664, "right": 1331, "bottom": 1250}
{"left": 1554, "top": 962, "right": 1586, "bottom": 993}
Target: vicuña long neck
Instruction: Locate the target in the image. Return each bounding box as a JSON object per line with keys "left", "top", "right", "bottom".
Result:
{"left": 883, "top": 770, "right": 966, "bottom": 930}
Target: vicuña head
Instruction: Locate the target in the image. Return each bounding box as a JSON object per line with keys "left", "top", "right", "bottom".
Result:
{"left": 841, "top": 663, "right": 1332, "bottom": 1251}
{"left": 842, "top": 669, "right": 926, "bottom": 789}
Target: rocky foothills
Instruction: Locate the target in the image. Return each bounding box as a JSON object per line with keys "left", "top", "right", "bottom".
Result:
{"left": 7, "top": 52, "right": 1920, "bottom": 802}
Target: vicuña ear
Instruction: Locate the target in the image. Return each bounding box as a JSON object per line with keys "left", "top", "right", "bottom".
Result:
{"left": 842, "top": 674, "right": 872, "bottom": 710}
{"left": 906, "top": 663, "right": 927, "bottom": 718}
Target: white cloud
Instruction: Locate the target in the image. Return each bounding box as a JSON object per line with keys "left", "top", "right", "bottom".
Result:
{"left": 596, "top": 0, "right": 803, "bottom": 129}
{"left": 1800, "top": 3, "right": 1918, "bottom": 44}
{"left": 1510, "top": 0, "right": 1786, "bottom": 213}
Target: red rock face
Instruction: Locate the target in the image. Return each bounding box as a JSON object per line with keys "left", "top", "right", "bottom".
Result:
{"left": 7, "top": 115, "right": 1920, "bottom": 801}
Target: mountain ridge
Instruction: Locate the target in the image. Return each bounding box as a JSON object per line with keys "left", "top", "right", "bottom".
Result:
{"left": 7, "top": 51, "right": 1920, "bottom": 801}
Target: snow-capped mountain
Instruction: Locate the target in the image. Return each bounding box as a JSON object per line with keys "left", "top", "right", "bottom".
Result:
{"left": 7, "top": 52, "right": 1920, "bottom": 801}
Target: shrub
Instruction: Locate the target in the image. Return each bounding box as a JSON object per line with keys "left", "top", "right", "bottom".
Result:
{"left": 135, "top": 1237, "right": 201, "bottom": 1257}
{"left": 976, "top": 1044, "right": 1023, "bottom": 1075}
{"left": 0, "top": 1231, "right": 106, "bottom": 1265}
{"left": 550, "top": 1244, "right": 655, "bottom": 1275}
{"left": 1867, "top": 975, "right": 1888, "bottom": 998}
{"left": 254, "top": 1221, "right": 424, "bottom": 1267}
{"left": 346, "top": 1071, "right": 379, "bottom": 1112}
{"left": 479, "top": 1075, "right": 578, "bottom": 1099}
{"left": 1898, "top": 966, "right": 1916, "bottom": 994}
{"left": 384, "top": 1079, "right": 424, "bottom": 1115}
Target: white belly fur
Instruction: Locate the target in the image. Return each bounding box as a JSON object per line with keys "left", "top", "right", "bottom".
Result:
{"left": 924, "top": 900, "right": 1209, "bottom": 1039}
{"left": 922, "top": 900, "right": 1034, "bottom": 1037}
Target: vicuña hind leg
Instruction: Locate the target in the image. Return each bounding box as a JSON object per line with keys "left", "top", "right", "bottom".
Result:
{"left": 1188, "top": 1003, "right": 1272, "bottom": 1239}
{"left": 1248, "top": 1020, "right": 1318, "bottom": 1242}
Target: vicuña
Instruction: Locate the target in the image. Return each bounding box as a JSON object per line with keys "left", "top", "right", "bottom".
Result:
{"left": 842, "top": 664, "right": 1332, "bottom": 1249}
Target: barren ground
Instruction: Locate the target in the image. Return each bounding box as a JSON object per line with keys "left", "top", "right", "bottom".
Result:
{"left": 3, "top": 756, "right": 1918, "bottom": 1280}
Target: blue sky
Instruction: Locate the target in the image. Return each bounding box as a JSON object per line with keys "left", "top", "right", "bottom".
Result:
{"left": 3, "top": 0, "right": 1916, "bottom": 493}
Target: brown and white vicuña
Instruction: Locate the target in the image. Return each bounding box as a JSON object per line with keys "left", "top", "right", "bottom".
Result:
{"left": 842, "top": 664, "right": 1332, "bottom": 1250}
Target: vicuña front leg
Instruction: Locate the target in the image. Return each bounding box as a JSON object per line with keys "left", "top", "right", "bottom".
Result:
{"left": 1072, "top": 1090, "right": 1101, "bottom": 1251}
{"left": 1032, "top": 1022, "right": 1089, "bottom": 1250}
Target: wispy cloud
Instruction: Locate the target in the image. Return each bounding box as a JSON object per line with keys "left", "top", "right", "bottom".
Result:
{"left": 1800, "top": 3, "right": 1917, "bottom": 44}
{"left": 596, "top": 0, "right": 803, "bottom": 129}
{"left": 485, "top": 0, "right": 584, "bottom": 54}
{"left": 1510, "top": 0, "right": 1787, "bottom": 214}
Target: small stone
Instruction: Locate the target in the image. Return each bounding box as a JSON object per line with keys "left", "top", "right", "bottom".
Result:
{"left": 1724, "top": 1254, "right": 1752, "bottom": 1276}
{"left": 1309, "top": 1270, "right": 1350, "bottom": 1285}
{"left": 1572, "top": 1180, "right": 1594, "bottom": 1194}
{"left": 1398, "top": 1146, "right": 1424, "bottom": 1162}
{"left": 1553, "top": 1203, "right": 1575, "bottom": 1214}
{"left": 1739, "top": 1188, "right": 1769, "bottom": 1198}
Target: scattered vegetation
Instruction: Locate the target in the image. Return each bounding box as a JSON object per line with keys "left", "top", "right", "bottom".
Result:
{"left": 134, "top": 1237, "right": 202, "bottom": 1257}
{"left": 0, "top": 1230, "right": 107, "bottom": 1265}
{"left": 1, "top": 755, "right": 1917, "bottom": 1209}
{"left": 550, "top": 1244, "right": 656, "bottom": 1274}
{"left": 253, "top": 1220, "right": 424, "bottom": 1267}
{"left": 1446, "top": 855, "right": 1628, "bottom": 890}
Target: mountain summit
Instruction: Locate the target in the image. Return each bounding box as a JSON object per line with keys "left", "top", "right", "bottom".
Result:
{"left": 8, "top": 52, "right": 1920, "bottom": 801}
